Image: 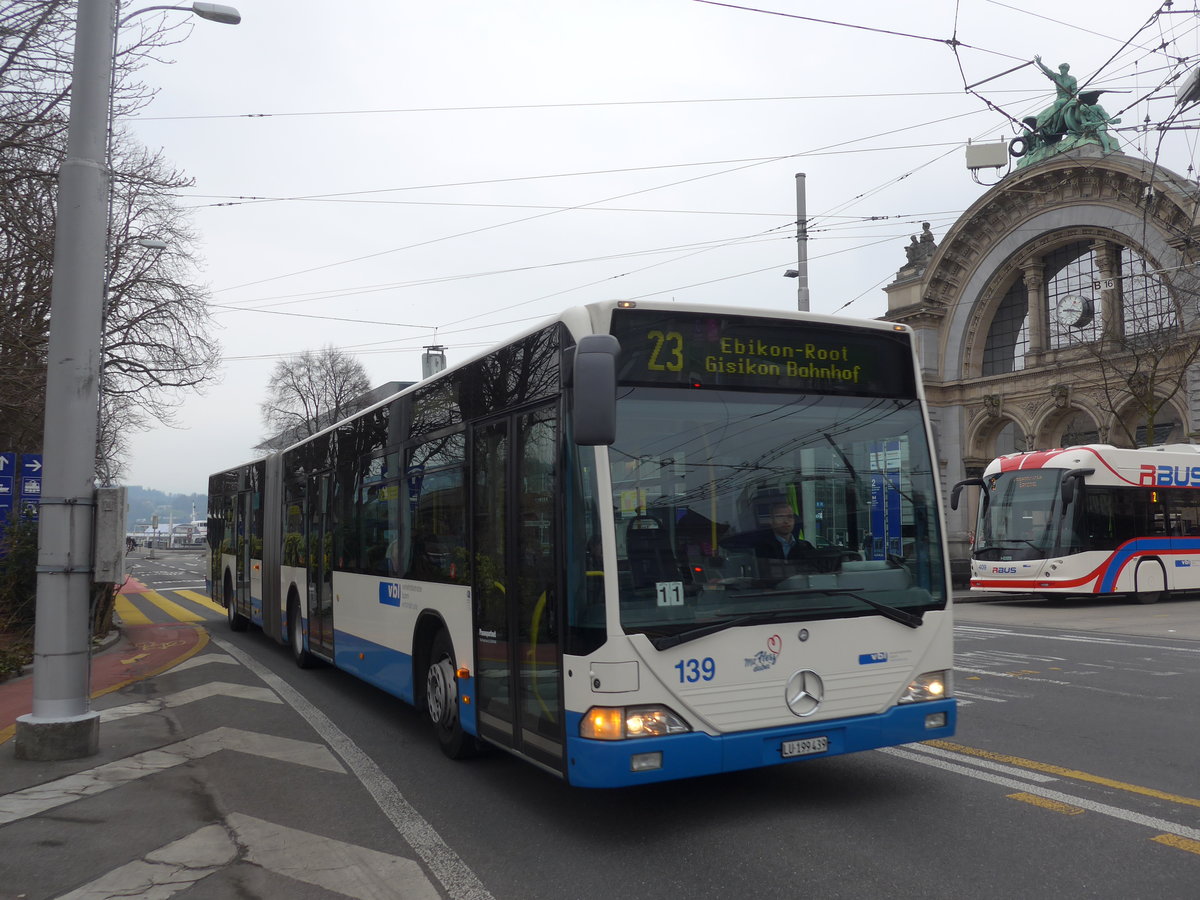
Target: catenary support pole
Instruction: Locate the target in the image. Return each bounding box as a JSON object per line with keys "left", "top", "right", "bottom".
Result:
{"left": 795, "top": 172, "right": 810, "bottom": 312}
{"left": 15, "top": 0, "right": 117, "bottom": 760}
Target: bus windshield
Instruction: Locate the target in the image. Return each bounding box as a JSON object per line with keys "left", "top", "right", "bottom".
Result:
{"left": 608, "top": 388, "right": 945, "bottom": 642}
{"left": 974, "top": 469, "right": 1062, "bottom": 560}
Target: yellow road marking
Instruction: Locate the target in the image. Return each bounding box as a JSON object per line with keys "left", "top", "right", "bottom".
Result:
{"left": 1, "top": 628, "right": 210, "bottom": 747}
{"left": 1007, "top": 792, "right": 1084, "bottom": 815}
{"left": 121, "top": 653, "right": 149, "bottom": 665}
{"left": 142, "top": 590, "right": 204, "bottom": 623}
{"left": 115, "top": 594, "right": 152, "bottom": 626}
{"left": 928, "top": 740, "right": 1200, "bottom": 809}
{"left": 1152, "top": 834, "right": 1200, "bottom": 856}
{"left": 174, "top": 588, "right": 226, "bottom": 615}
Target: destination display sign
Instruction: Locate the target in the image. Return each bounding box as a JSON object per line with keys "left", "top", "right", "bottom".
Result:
{"left": 608, "top": 308, "right": 917, "bottom": 397}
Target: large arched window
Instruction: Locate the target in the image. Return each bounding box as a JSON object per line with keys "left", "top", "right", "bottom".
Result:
{"left": 1134, "top": 417, "right": 1180, "bottom": 447}
{"left": 1120, "top": 246, "right": 1177, "bottom": 335}
{"left": 1047, "top": 241, "right": 1102, "bottom": 349}
{"left": 1058, "top": 411, "right": 1099, "bottom": 448}
{"left": 980, "top": 239, "right": 1178, "bottom": 375}
{"left": 993, "top": 420, "right": 1025, "bottom": 456}
{"left": 981, "top": 280, "right": 1029, "bottom": 375}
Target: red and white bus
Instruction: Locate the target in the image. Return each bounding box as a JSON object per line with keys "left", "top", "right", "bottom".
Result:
{"left": 954, "top": 443, "right": 1200, "bottom": 603}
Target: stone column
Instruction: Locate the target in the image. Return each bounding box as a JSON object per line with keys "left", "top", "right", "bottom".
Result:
{"left": 1094, "top": 240, "right": 1121, "bottom": 342}
{"left": 1022, "top": 262, "right": 1046, "bottom": 363}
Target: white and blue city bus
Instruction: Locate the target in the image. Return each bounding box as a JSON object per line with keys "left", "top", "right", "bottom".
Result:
{"left": 208, "top": 300, "right": 955, "bottom": 787}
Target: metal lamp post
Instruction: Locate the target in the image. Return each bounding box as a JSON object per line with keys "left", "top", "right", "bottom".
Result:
{"left": 15, "top": 0, "right": 240, "bottom": 761}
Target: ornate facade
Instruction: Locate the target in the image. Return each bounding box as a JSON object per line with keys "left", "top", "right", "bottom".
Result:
{"left": 882, "top": 145, "right": 1200, "bottom": 581}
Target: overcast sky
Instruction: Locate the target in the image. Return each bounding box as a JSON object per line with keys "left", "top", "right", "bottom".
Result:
{"left": 117, "top": 0, "right": 1200, "bottom": 495}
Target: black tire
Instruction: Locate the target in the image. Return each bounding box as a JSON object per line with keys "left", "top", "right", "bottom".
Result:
{"left": 426, "top": 629, "right": 477, "bottom": 759}
{"left": 225, "top": 572, "right": 248, "bottom": 632}
{"left": 1135, "top": 590, "right": 1162, "bottom": 605}
{"left": 289, "top": 596, "right": 314, "bottom": 668}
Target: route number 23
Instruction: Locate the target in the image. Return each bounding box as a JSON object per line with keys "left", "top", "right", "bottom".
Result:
{"left": 674, "top": 657, "right": 716, "bottom": 683}
{"left": 647, "top": 330, "right": 684, "bottom": 372}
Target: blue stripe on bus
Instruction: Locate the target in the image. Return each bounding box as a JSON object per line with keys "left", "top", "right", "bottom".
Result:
{"left": 563, "top": 698, "right": 957, "bottom": 788}
{"left": 330, "top": 630, "right": 478, "bottom": 738}
{"left": 1097, "top": 538, "right": 1200, "bottom": 592}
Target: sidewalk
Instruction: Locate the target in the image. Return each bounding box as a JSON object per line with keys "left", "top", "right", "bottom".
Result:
{"left": 0, "top": 617, "right": 447, "bottom": 898}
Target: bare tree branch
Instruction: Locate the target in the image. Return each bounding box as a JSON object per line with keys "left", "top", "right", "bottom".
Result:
{"left": 0, "top": 1, "right": 220, "bottom": 481}
{"left": 259, "top": 346, "right": 372, "bottom": 450}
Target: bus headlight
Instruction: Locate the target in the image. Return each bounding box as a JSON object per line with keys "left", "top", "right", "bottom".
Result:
{"left": 899, "top": 670, "right": 952, "bottom": 703}
{"left": 580, "top": 705, "right": 691, "bottom": 740}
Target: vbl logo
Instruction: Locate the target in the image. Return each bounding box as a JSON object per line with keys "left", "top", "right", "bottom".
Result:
{"left": 379, "top": 582, "right": 402, "bottom": 606}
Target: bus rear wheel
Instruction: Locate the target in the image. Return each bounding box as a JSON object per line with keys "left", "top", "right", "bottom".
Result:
{"left": 426, "top": 630, "right": 477, "bottom": 759}
{"left": 225, "top": 573, "right": 248, "bottom": 632}
{"left": 1135, "top": 590, "right": 1162, "bottom": 605}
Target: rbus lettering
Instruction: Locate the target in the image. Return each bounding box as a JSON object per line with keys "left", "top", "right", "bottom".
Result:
{"left": 1139, "top": 465, "right": 1157, "bottom": 486}
{"left": 1155, "top": 464, "right": 1200, "bottom": 486}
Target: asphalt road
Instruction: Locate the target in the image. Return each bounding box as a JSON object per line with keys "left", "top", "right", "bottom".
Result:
{"left": 124, "top": 553, "right": 1200, "bottom": 899}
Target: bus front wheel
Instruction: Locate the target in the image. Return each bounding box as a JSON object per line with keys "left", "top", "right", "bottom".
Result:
{"left": 1135, "top": 590, "right": 1162, "bottom": 605}
{"left": 425, "top": 630, "right": 477, "bottom": 759}
{"left": 225, "top": 573, "right": 248, "bottom": 632}
{"left": 289, "top": 596, "right": 314, "bottom": 668}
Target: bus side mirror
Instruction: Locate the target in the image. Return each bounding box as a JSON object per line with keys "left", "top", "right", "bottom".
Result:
{"left": 572, "top": 334, "right": 619, "bottom": 446}
{"left": 1059, "top": 468, "right": 1095, "bottom": 512}
{"left": 950, "top": 478, "right": 984, "bottom": 511}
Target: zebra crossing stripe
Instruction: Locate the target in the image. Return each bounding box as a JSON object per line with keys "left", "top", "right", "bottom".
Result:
{"left": 114, "top": 594, "right": 152, "bottom": 626}
{"left": 142, "top": 590, "right": 205, "bottom": 623}
{"left": 174, "top": 588, "right": 226, "bottom": 615}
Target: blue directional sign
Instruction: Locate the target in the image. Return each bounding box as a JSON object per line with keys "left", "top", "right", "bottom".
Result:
{"left": 0, "top": 451, "right": 16, "bottom": 543}
{"left": 0, "top": 452, "right": 14, "bottom": 528}
{"left": 19, "top": 453, "right": 43, "bottom": 519}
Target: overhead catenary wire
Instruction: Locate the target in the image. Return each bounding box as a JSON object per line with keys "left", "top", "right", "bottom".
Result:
{"left": 182, "top": 1, "right": 1200, "bottom": 364}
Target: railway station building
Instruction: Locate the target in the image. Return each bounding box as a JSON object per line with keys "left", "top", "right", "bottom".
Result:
{"left": 881, "top": 142, "right": 1200, "bottom": 582}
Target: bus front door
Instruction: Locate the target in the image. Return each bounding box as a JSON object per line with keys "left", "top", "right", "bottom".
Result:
{"left": 472, "top": 405, "right": 563, "bottom": 772}
{"left": 305, "top": 473, "right": 335, "bottom": 659}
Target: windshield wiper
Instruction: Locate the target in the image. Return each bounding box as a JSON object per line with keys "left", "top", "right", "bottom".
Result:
{"left": 985, "top": 538, "right": 1043, "bottom": 551}
{"left": 644, "top": 589, "right": 925, "bottom": 650}
{"left": 646, "top": 609, "right": 804, "bottom": 650}
{"left": 811, "top": 589, "right": 924, "bottom": 629}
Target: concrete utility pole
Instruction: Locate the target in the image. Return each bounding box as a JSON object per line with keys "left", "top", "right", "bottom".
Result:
{"left": 15, "top": 0, "right": 117, "bottom": 759}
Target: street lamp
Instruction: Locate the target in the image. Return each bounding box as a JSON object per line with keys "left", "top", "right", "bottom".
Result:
{"left": 15, "top": 0, "right": 240, "bottom": 762}
{"left": 122, "top": 3, "right": 242, "bottom": 26}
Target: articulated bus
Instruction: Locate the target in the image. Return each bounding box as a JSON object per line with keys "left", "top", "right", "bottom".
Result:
{"left": 954, "top": 443, "right": 1200, "bottom": 603}
{"left": 208, "top": 300, "right": 955, "bottom": 787}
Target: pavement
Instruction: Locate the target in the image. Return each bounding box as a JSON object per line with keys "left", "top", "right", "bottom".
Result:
{"left": 0, "top": 582, "right": 1176, "bottom": 898}
{"left": 0, "top": 590, "right": 455, "bottom": 898}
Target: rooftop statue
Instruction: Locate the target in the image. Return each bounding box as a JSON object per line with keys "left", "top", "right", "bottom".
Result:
{"left": 1010, "top": 55, "right": 1121, "bottom": 168}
